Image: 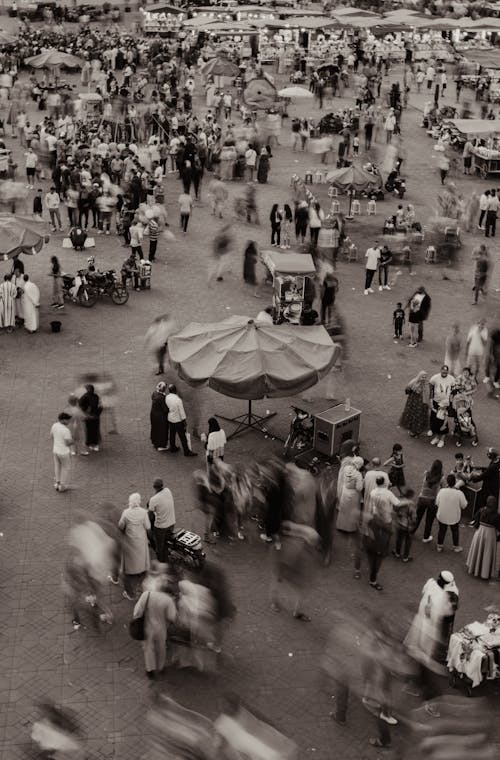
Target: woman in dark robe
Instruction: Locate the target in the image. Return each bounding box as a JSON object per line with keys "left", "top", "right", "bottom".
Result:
{"left": 79, "top": 384, "right": 103, "bottom": 452}
{"left": 257, "top": 149, "right": 270, "bottom": 184}
{"left": 150, "top": 381, "right": 168, "bottom": 450}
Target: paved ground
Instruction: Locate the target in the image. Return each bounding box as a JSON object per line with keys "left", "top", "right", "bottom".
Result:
{"left": 1, "top": 16, "right": 500, "bottom": 760}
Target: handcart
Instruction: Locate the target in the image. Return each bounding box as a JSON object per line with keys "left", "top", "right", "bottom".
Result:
{"left": 447, "top": 616, "right": 500, "bottom": 697}
{"left": 260, "top": 250, "right": 316, "bottom": 325}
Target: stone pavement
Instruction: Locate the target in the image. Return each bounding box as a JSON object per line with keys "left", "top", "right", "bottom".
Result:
{"left": 1, "top": 37, "right": 500, "bottom": 760}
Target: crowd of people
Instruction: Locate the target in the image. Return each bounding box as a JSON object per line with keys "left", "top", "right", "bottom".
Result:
{"left": 2, "top": 6, "right": 500, "bottom": 760}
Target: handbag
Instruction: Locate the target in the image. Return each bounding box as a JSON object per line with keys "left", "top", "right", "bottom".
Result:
{"left": 129, "top": 592, "right": 150, "bottom": 641}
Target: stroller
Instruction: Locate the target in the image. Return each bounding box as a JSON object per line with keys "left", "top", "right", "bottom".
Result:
{"left": 451, "top": 390, "right": 479, "bottom": 447}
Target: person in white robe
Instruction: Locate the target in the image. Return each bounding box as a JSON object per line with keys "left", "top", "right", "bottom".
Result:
{"left": 21, "top": 274, "right": 40, "bottom": 332}
{"left": 0, "top": 274, "right": 17, "bottom": 331}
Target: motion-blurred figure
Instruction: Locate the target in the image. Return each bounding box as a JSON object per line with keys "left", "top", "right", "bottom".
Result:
{"left": 270, "top": 520, "right": 319, "bottom": 622}
{"left": 32, "top": 702, "right": 85, "bottom": 759}
{"left": 404, "top": 570, "right": 459, "bottom": 698}
{"left": 64, "top": 518, "right": 116, "bottom": 630}
{"left": 144, "top": 313, "right": 178, "bottom": 376}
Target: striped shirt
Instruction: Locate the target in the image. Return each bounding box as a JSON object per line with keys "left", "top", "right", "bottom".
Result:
{"left": 148, "top": 219, "right": 159, "bottom": 241}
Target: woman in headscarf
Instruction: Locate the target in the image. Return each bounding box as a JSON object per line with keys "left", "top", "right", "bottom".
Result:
{"left": 400, "top": 370, "right": 429, "bottom": 437}
{"left": 337, "top": 456, "right": 364, "bottom": 533}
{"left": 118, "top": 493, "right": 151, "bottom": 600}
{"left": 150, "top": 381, "right": 169, "bottom": 451}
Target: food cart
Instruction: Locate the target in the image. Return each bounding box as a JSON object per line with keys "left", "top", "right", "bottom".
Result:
{"left": 75, "top": 92, "right": 103, "bottom": 121}
{"left": 444, "top": 119, "right": 500, "bottom": 177}
{"left": 261, "top": 250, "right": 316, "bottom": 325}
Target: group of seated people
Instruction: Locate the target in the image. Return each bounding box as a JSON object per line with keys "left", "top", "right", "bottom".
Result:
{"left": 383, "top": 203, "right": 422, "bottom": 235}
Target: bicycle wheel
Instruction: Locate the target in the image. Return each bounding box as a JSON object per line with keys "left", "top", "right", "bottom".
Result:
{"left": 110, "top": 285, "right": 129, "bottom": 305}
{"left": 78, "top": 286, "right": 98, "bottom": 308}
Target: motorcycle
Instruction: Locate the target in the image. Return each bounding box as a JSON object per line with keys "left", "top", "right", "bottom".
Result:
{"left": 62, "top": 269, "right": 128, "bottom": 307}
{"left": 166, "top": 529, "right": 206, "bottom": 572}
{"left": 62, "top": 270, "right": 98, "bottom": 308}
{"left": 85, "top": 269, "right": 129, "bottom": 305}
{"left": 283, "top": 405, "right": 314, "bottom": 460}
{"left": 384, "top": 171, "right": 406, "bottom": 199}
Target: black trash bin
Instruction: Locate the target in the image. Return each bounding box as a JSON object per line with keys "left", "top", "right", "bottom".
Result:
{"left": 50, "top": 320, "right": 62, "bottom": 333}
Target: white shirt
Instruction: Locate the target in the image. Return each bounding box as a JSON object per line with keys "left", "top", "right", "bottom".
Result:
{"left": 365, "top": 246, "right": 381, "bottom": 270}
{"left": 206, "top": 429, "right": 226, "bottom": 459}
{"left": 165, "top": 392, "right": 186, "bottom": 423}
{"left": 479, "top": 193, "right": 489, "bottom": 211}
{"left": 467, "top": 324, "right": 488, "bottom": 355}
{"left": 149, "top": 488, "right": 175, "bottom": 529}
{"left": 50, "top": 421, "right": 72, "bottom": 456}
{"left": 486, "top": 195, "right": 499, "bottom": 212}
{"left": 45, "top": 191, "right": 60, "bottom": 209}
{"left": 245, "top": 148, "right": 257, "bottom": 167}
{"left": 436, "top": 487, "right": 467, "bottom": 525}
{"left": 429, "top": 373, "right": 455, "bottom": 405}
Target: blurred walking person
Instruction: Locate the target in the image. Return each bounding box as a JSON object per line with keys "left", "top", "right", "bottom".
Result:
{"left": 133, "top": 586, "right": 177, "bottom": 678}
{"left": 118, "top": 493, "right": 151, "bottom": 599}
{"left": 270, "top": 521, "right": 319, "bottom": 622}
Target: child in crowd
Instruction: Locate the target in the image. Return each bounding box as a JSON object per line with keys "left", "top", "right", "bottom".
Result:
{"left": 392, "top": 488, "right": 416, "bottom": 562}
{"left": 393, "top": 301, "right": 405, "bottom": 341}
{"left": 452, "top": 452, "right": 473, "bottom": 489}
{"left": 384, "top": 443, "right": 405, "bottom": 494}
{"left": 352, "top": 133, "right": 360, "bottom": 156}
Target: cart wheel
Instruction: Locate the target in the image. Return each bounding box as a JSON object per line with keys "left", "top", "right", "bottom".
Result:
{"left": 480, "top": 168, "right": 488, "bottom": 180}
{"left": 110, "top": 285, "right": 129, "bottom": 305}
{"left": 78, "top": 286, "right": 98, "bottom": 308}
{"left": 310, "top": 465, "right": 319, "bottom": 476}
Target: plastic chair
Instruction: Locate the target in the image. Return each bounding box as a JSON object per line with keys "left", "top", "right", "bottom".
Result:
{"left": 328, "top": 186, "right": 338, "bottom": 198}
{"left": 366, "top": 199, "right": 376, "bottom": 215}
{"left": 304, "top": 170, "right": 313, "bottom": 185}
{"left": 346, "top": 244, "right": 358, "bottom": 262}
{"left": 330, "top": 200, "right": 340, "bottom": 214}
{"left": 351, "top": 199, "right": 361, "bottom": 215}
{"left": 314, "top": 170, "right": 323, "bottom": 184}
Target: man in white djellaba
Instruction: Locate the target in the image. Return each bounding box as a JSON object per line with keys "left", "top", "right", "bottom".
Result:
{"left": 21, "top": 274, "right": 40, "bottom": 333}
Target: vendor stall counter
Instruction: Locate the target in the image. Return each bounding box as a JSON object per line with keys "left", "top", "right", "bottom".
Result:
{"left": 261, "top": 250, "right": 316, "bottom": 325}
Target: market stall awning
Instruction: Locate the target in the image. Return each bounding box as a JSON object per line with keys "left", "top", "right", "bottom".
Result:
{"left": 146, "top": 2, "right": 186, "bottom": 13}
{"left": 261, "top": 251, "right": 316, "bottom": 276}
{"left": 469, "top": 17, "right": 500, "bottom": 30}
{"left": 337, "top": 15, "right": 384, "bottom": 28}
{"left": 446, "top": 118, "right": 500, "bottom": 135}
{"left": 332, "top": 7, "right": 379, "bottom": 17}
{"left": 463, "top": 49, "right": 500, "bottom": 69}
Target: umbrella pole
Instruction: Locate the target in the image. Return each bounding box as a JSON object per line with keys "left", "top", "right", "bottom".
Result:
{"left": 345, "top": 190, "right": 354, "bottom": 220}
{"left": 216, "top": 400, "right": 281, "bottom": 441}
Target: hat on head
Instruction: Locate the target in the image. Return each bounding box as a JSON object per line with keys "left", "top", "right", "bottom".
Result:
{"left": 439, "top": 570, "right": 454, "bottom": 585}
{"left": 128, "top": 492, "right": 141, "bottom": 508}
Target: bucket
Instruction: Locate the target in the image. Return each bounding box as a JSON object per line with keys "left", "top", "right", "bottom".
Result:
{"left": 50, "top": 321, "right": 62, "bottom": 333}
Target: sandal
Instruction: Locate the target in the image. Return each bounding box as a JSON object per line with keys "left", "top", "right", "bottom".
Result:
{"left": 369, "top": 582, "right": 383, "bottom": 591}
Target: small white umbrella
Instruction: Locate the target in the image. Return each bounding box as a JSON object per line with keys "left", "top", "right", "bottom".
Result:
{"left": 278, "top": 86, "right": 314, "bottom": 99}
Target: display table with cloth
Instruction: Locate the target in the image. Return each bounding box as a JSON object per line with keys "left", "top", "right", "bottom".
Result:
{"left": 447, "top": 619, "right": 500, "bottom": 692}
